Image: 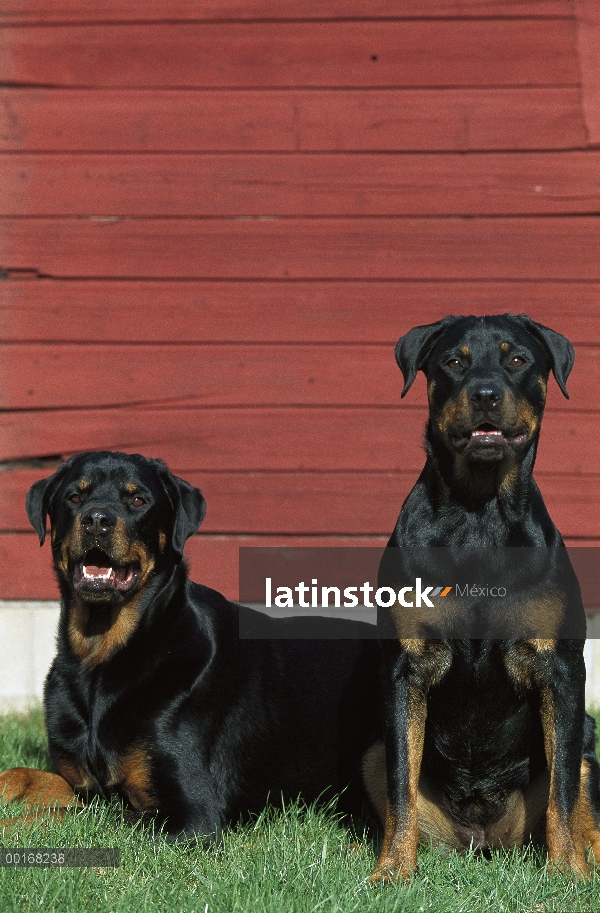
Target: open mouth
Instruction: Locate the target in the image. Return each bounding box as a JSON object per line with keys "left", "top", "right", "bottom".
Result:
{"left": 469, "top": 422, "right": 508, "bottom": 446}
{"left": 451, "top": 423, "right": 528, "bottom": 451}
{"left": 72, "top": 547, "right": 139, "bottom": 594}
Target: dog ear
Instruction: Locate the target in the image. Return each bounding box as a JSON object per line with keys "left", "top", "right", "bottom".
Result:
{"left": 160, "top": 469, "right": 207, "bottom": 555}
{"left": 26, "top": 463, "right": 71, "bottom": 546}
{"left": 395, "top": 317, "right": 457, "bottom": 397}
{"left": 514, "top": 314, "right": 575, "bottom": 399}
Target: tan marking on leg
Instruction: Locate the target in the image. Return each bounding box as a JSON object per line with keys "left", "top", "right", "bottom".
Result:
{"left": 574, "top": 760, "right": 600, "bottom": 864}
{"left": 540, "top": 688, "right": 589, "bottom": 877}
{"left": 0, "top": 768, "right": 78, "bottom": 809}
{"left": 371, "top": 690, "right": 426, "bottom": 883}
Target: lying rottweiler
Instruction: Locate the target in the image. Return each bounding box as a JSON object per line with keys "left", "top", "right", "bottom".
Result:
{"left": 0, "top": 451, "right": 381, "bottom": 839}
{"left": 363, "top": 314, "right": 600, "bottom": 881}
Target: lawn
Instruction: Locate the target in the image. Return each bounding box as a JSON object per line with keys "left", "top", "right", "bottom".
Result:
{"left": 1, "top": 709, "right": 600, "bottom": 913}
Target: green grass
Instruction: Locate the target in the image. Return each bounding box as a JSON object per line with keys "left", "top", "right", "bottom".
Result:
{"left": 1, "top": 710, "right": 600, "bottom": 913}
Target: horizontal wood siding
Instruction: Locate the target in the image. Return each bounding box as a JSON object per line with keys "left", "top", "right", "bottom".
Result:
{"left": 0, "top": 21, "right": 578, "bottom": 87}
{"left": 0, "top": 3, "right": 574, "bottom": 24}
{"left": 3, "top": 153, "right": 600, "bottom": 216}
{"left": 2, "top": 281, "right": 599, "bottom": 343}
{"left": 0, "top": 89, "right": 585, "bottom": 152}
{"left": 0, "top": 2, "right": 598, "bottom": 601}
{"left": 3, "top": 217, "right": 600, "bottom": 280}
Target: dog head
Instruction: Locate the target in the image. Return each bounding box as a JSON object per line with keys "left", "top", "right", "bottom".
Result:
{"left": 27, "top": 451, "right": 206, "bottom": 605}
{"left": 394, "top": 314, "right": 574, "bottom": 465}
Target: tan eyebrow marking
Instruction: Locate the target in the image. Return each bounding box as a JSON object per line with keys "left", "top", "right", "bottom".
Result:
{"left": 77, "top": 480, "right": 90, "bottom": 491}
{"left": 124, "top": 482, "right": 137, "bottom": 493}
{"left": 500, "top": 341, "right": 511, "bottom": 352}
{"left": 459, "top": 346, "right": 470, "bottom": 357}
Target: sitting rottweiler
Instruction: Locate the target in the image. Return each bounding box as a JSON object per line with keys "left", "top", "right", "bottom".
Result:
{"left": 0, "top": 451, "right": 381, "bottom": 839}
{"left": 363, "top": 314, "right": 600, "bottom": 881}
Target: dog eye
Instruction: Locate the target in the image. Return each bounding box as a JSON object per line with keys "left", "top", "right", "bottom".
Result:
{"left": 509, "top": 356, "right": 526, "bottom": 368}
{"left": 446, "top": 359, "right": 462, "bottom": 370}
{"left": 131, "top": 496, "right": 146, "bottom": 507}
{"left": 68, "top": 494, "right": 81, "bottom": 504}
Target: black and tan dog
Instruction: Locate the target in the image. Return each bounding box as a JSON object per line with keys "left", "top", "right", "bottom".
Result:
{"left": 0, "top": 451, "right": 381, "bottom": 838}
{"left": 363, "top": 314, "right": 600, "bottom": 881}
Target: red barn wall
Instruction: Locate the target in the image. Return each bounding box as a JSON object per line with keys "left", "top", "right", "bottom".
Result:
{"left": 1, "top": 0, "right": 599, "bottom": 601}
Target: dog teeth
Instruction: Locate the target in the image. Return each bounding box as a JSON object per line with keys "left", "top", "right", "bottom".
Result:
{"left": 82, "top": 566, "right": 113, "bottom": 580}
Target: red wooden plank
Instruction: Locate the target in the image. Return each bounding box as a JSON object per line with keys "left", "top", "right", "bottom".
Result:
{"left": 2, "top": 279, "right": 599, "bottom": 344}
{"left": 0, "top": 533, "right": 60, "bottom": 599}
{"left": 0, "top": 2, "right": 573, "bottom": 25}
{"left": 539, "top": 478, "right": 600, "bottom": 539}
{"left": 0, "top": 88, "right": 584, "bottom": 153}
{"left": 0, "top": 21, "right": 578, "bottom": 88}
{"left": 0, "top": 533, "right": 389, "bottom": 601}
{"left": 4, "top": 152, "right": 600, "bottom": 217}
{"left": 0, "top": 406, "right": 596, "bottom": 474}
{"left": 2, "top": 343, "right": 598, "bottom": 410}
{"left": 2, "top": 217, "right": 600, "bottom": 280}
{"left": 576, "top": 0, "right": 600, "bottom": 146}
{"left": 1, "top": 468, "right": 597, "bottom": 538}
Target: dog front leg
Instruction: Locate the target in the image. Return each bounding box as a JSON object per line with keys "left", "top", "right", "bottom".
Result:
{"left": 371, "top": 654, "right": 427, "bottom": 883}
{"left": 538, "top": 649, "right": 589, "bottom": 876}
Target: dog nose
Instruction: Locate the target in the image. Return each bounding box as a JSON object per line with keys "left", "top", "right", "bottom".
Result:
{"left": 81, "top": 508, "right": 117, "bottom": 537}
{"left": 469, "top": 383, "right": 503, "bottom": 412}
